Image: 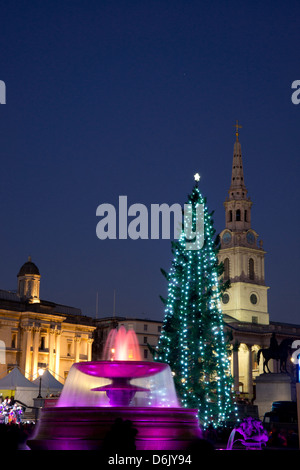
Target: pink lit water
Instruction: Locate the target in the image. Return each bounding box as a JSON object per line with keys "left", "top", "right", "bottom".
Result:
{"left": 57, "top": 326, "right": 179, "bottom": 408}
{"left": 102, "top": 326, "right": 141, "bottom": 361}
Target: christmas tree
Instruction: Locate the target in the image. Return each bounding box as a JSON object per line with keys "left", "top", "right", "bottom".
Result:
{"left": 154, "top": 175, "right": 235, "bottom": 428}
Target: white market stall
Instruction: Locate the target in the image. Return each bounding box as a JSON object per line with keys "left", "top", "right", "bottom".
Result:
{"left": 32, "top": 369, "right": 63, "bottom": 397}
{"left": 0, "top": 367, "right": 38, "bottom": 407}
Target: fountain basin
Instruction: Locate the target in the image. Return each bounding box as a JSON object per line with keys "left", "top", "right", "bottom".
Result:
{"left": 28, "top": 406, "right": 202, "bottom": 450}
{"left": 61, "top": 361, "right": 171, "bottom": 407}
{"left": 56, "top": 360, "right": 179, "bottom": 408}
{"left": 74, "top": 360, "right": 168, "bottom": 379}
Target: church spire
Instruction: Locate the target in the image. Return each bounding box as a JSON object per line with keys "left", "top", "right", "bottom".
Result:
{"left": 223, "top": 122, "right": 253, "bottom": 231}
{"left": 228, "top": 120, "right": 248, "bottom": 201}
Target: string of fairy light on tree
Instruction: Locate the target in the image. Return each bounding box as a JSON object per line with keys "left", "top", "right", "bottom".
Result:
{"left": 153, "top": 173, "right": 236, "bottom": 428}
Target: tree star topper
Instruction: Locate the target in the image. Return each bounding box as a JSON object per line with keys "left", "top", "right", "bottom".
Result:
{"left": 194, "top": 173, "right": 201, "bottom": 182}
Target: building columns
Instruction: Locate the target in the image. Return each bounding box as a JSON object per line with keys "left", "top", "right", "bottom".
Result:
{"left": 31, "top": 326, "right": 41, "bottom": 380}
{"left": 247, "top": 344, "right": 253, "bottom": 399}
{"left": 24, "top": 326, "right": 33, "bottom": 379}
{"left": 48, "top": 329, "right": 56, "bottom": 375}
{"left": 74, "top": 336, "right": 81, "bottom": 363}
{"left": 232, "top": 347, "right": 239, "bottom": 393}
{"left": 55, "top": 331, "right": 61, "bottom": 380}
{"left": 87, "top": 338, "right": 93, "bottom": 361}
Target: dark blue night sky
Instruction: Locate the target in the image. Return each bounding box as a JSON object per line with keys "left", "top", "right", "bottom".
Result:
{"left": 0, "top": 1, "right": 299, "bottom": 323}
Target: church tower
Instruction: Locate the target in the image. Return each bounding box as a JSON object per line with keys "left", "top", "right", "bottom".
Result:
{"left": 218, "top": 122, "right": 269, "bottom": 325}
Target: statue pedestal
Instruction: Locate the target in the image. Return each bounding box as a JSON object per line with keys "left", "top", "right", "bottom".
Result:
{"left": 254, "top": 373, "right": 294, "bottom": 419}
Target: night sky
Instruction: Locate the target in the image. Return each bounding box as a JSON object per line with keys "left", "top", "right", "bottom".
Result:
{"left": 0, "top": 1, "right": 299, "bottom": 324}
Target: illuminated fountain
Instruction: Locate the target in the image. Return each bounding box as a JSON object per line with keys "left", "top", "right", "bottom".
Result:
{"left": 28, "top": 326, "right": 202, "bottom": 450}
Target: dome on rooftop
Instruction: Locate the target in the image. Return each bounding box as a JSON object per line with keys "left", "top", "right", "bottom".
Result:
{"left": 17, "top": 256, "right": 40, "bottom": 277}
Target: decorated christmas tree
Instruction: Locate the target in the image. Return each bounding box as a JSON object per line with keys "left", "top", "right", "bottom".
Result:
{"left": 154, "top": 175, "right": 235, "bottom": 428}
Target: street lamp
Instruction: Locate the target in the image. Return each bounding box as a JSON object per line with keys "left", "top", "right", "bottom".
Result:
{"left": 37, "top": 368, "right": 44, "bottom": 398}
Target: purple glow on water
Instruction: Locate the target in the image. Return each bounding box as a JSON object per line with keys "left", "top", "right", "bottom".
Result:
{"left": 28, "top": 326, "right": 202, "bottom": 450}
{"left": 57, "top": 360, "right": 179, "bottom": 408}
{"left": 75, "top": 360, "right": 168, "bottom": 378}
{"left": 56, "top": 327, "right": 179, "bottom": 408}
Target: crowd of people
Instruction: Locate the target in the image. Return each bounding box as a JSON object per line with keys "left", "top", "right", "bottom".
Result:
{"left": 0, "top": 396, "right": 36, "bottom": 449}
{"left": 0, "top": 397, "right": 24, "bottom": 424}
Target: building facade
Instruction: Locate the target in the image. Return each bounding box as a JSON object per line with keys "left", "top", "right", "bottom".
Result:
{"left": 93, "top": 316, "right": 162, "bottom": 362}
{"left": 0, "top": 258, "right": 95, "bottom": 383}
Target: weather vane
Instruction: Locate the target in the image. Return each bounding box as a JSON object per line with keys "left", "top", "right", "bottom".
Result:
{"left": 234, "top": 120, "right": 242, "bottom": 140}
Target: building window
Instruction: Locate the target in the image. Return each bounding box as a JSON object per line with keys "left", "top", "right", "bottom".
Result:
{"left": 236, "top": 209, "right": 241, "bottom": 221}
{"left": 244, "top": 210, "right": 248, "bottom": 222}
{"left": 144, "top": 349, "right": 148, "bottom": 359}
{"left": 40, "top": 336, "right": 46, "bottom": 351}
{"left": 158, "top": 326, "right": 161, "bottom": 333}
{"left": 144, "top": 324, "right": 148, "bottom": 331}
{"left": 250, "top": 293, "right": 258, "bottom": 305}
{"left": 222, "top": 293, "right": 230, "bottom": 304}
{"left": 143, "top": 336, "right": 147, "bottom": 344}
{"left": 224, "top": 258, "right": 230, "bottom": 280}
{"left": 228, "top": 210, "right": 232, "bottom": 222}
{"left": 249, "top": 258, "right": 255, "bottom": 280}
{"left": 252, "top": 316, "right": 258, "bottom": 324}
{"left": 11, "top": 334, "right": 17, "bottom": 349}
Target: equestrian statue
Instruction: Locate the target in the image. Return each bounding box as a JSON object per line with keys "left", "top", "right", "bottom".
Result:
{"left": 257, "top": 333, "right": 294, "bottom": 374}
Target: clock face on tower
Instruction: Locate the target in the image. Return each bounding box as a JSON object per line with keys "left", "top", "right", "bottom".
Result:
{"left": 246, "top": 231, "right": 255, "bottom": 244}
{"left": 222, "top": 293, "right": 230, "bottom": 304}
{"left": 222, "top": 232, "right": 232, "bottom": 244}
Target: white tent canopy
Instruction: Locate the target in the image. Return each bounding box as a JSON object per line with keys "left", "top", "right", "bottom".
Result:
{"left": 32, "top": 369, "right": 63, "bottom": 392}
{"left": 0, "top": 367, "right": 38, "bottom": 390}
{"left": 0, "top": 367, "right": 38, "bottom": 407}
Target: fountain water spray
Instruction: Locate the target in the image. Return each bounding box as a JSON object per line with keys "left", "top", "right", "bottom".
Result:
{"left": 28, "top": 326, "right": 202, "bottom": 450}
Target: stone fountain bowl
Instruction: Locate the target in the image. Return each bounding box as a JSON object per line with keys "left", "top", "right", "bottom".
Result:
{"left": 28, "top": 406, "right": 202, "bottom": 450}
{"left": 27, "top": 360, "right": 203, "bottom": 450}
{"left": 74, "top": 360, "right": 168, "bottom": 379}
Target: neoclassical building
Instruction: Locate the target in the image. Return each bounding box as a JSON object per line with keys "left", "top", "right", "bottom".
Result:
{"left": 0, "top": 257, "right": 95, "bottom": 383}
{"left": 218, "top": 124, "right": 300, "bottom": 401}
